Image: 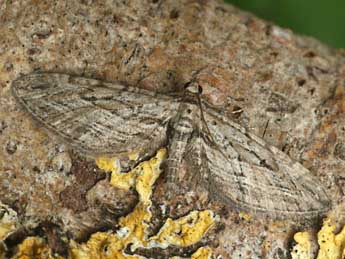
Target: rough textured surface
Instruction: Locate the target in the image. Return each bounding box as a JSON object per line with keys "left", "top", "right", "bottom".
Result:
{"left": 0, "top": 0, "right": 344, "bottom": 258}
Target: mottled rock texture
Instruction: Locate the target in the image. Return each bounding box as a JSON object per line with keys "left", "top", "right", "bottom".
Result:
{"left": 0, "top": 0, "right": 344, "bottom": 258}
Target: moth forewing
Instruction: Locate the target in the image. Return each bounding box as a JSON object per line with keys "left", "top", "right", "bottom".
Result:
{"left": 11, "top": 72, "right": 179, "bottom": 161}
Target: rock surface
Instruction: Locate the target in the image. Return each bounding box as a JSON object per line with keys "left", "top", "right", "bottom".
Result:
{"left": 0, "top": 0, "right": 345, "bottom": 258}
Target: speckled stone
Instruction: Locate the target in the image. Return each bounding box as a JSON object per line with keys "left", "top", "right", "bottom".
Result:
{"left": 0, "top": 0, "right": 344, "bottom": 258}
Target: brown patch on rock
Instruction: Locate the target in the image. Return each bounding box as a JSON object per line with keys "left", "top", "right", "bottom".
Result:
{"left": 59, "top": 154, "right": 106, "bottom": 213}
{"left": 304, "top": 85, "right": 345, "bottom": 164}
{"left": 40, "top": 221, "right": 69, "bottom": 257}
{"left": 0, "top": 120, "right": 7, "bottom": 134}
{"left": 3, "top": 227, "right": 29, "bottom": 258}
{"left": 149, "top": 174, "right": 212, "bottom": 238}
{"left": 1, "top": 0, "right": 344, "bottom": 257}
{"left": 266, "top": 92, "right": 299, "bottom": 114}
{"left": 86, "top": 179, "right": 138, "bottom": 216}
{"left": 334, "top": 143, "right": 345, "bottom": 161}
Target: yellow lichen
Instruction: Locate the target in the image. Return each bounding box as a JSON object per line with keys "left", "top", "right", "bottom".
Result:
{"left": 0, "top": 204, "right": 17, "bottom": 240}
{"left": 238, "top": 212, "right": 252, "bottom": 221}
{"left": 70, "top": 148, "right": 217, "bottom": 259}
{"left": 12, "top": 149, "right": 216, "bottom": 259}
{"left": 70, "top": 232, "right": 136, "bottom": 259}
{"left": 1, "top": 204, "right": 18, "bottom": 257}
{"left": 291, "top": 219, "right": 345, "bottom": 259}
{"left": 95, "top": 156, "right": 118, "bottom": 174}
{"left": 0, "top": 220, "right": 15, "bottom": 242}
{"left": 190, "top": 247, "right": 213, "bottom": 259}
{"left": 12, "top": 237, "right": 63, "bottom": 259}
{"left": 128, "top": 151, "right": 140, "bottom": 161}
{"left": 149, "top": 210, "right": 216, "bottom": 248}
{"left": 316, "top": 219, "right": 345, "bottom": 259}
{"left": 291, "top": 232, "right": 312, "bottom": 259}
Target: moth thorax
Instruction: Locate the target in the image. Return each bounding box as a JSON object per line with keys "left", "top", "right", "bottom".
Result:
{"left": 174, "top": 117, "right": 195, "bottom": 134}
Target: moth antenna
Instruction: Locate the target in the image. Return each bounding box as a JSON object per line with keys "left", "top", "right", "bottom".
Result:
{"left": 262, "top": 119, "right": 270, "bottom": 138}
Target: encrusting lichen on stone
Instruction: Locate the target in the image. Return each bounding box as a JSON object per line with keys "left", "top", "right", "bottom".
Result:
{"left": 0, "top": 204, "right": 19, "bottom": 258}
{"left": 316, "top": 219, "right": 345, "bottom": 259}
{"left": 291, "top": 218, "right": 345, "bottom": 259}
{"left": 148, "top": 210, "right": 216, "bottom": 248}
{"left": 7, "top": 148, "right": 216, "bottom": 259}
{"left": 290, "top": 232, "right": 312, "bottom": 259}
{"left": 70, "top": 148, "right": 217, "bottom": 259}
{"left": 238, "top": 212, "right": 252, "bottom": 221}
{"left": 0, "top": 204, "right": 18, "bottom": 241}
{"left": 11, "top": 237, "right": 64, "bottom": 259}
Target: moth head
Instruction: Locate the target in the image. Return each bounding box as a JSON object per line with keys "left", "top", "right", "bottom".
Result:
{"left": 184, "top": 82, "right": 203, "bottom": 95}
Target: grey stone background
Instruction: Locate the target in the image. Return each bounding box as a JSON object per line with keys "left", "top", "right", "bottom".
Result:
{"left": 0, "top": 0, "right": 345, "bottom": 258}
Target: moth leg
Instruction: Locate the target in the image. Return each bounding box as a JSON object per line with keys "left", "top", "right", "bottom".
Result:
{"left": 117, "top": 148, "right": 164, "bottom": 173}
{"left": 116, "top": 155, "right": 141, "bottom": 172}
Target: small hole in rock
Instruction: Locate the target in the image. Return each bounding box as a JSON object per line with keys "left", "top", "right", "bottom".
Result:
{"left": 297, "top": 79, "right": 306, "bottom": 86}
{"left": 170, "top": 9, "right": 179, "bottom": 19}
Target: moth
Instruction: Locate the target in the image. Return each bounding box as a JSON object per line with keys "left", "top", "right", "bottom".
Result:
{"left": 12, "top": 72, "right": 330, "bottom": 219}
